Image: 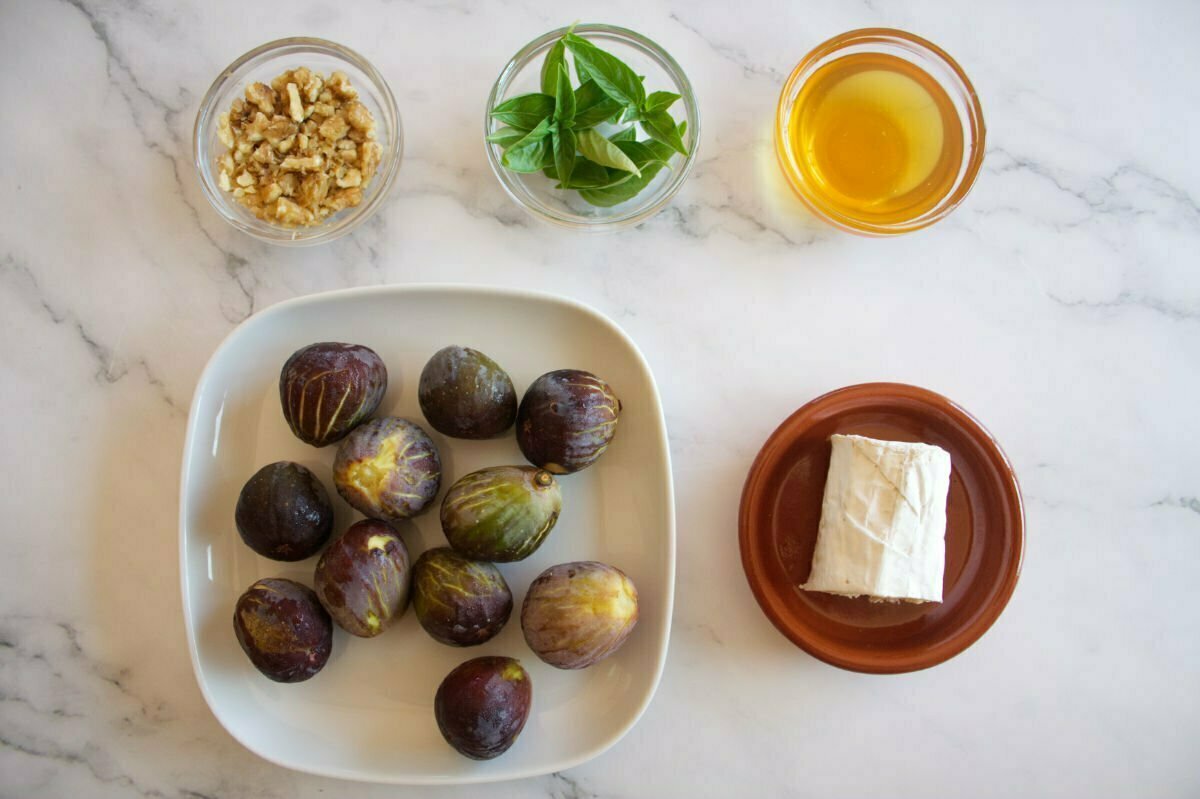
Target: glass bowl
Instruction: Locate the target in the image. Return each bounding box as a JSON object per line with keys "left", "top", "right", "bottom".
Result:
{"left": 775, "top": 28, "right": 985, "bottom": 236}
{"left": 194, "top": 37, "right": 402, "bottom": 246}
{"left": 485, "top": 24, "right": 700, "bottom": 231}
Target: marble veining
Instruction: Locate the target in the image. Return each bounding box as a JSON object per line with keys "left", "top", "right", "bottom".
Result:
{"left": 1, "top": 0, "right": 1198, "bottom": 796}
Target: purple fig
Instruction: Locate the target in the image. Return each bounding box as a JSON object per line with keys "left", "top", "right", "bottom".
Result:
{"left": 280, "top": 342, "right": 387, "bottom": 447}
{"left": 412, "top": 548, "right": 512, "bottom": 646}
{"left": 521, "top": 561, "right": 638, "bottom": 669}
{"left": 234, "top": 461, "right": 333, "bottom": 561}
{"left": 332, "top": 417, "right": 441, "bottom": 520}
{"left": 418, "top": 345, "right": 517, "bottom": 439}
{"left": 435, "top": 656, "right": 531, "bottom": 760}
{"left": 516, "top": 370, "right": 620, "bottom": 474}
{"left": 313, "top": 519, "right": 411, "bottom": 637}
{"left": 233, "top": 578, "right": 332, "bottom": 682}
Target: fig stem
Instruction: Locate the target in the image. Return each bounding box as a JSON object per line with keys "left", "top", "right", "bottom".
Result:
{"left": 534, "top": 470, "right": 554, "bottom": 488}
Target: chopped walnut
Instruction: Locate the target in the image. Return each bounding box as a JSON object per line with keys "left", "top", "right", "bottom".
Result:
{"left": 345, "top": 101, "right": 373, "bottom": 133}
{"left": 326, "top": 71, "right": 357, "bottom": 100}
{"left": 360, "top": 141, "right": 382, "bottom": 181}
{"left": 325, "top": 187, "right": 363, "bottom": 213}
{"left": 215, "top": 67, "right": 381, "bottom": 227}
{"left": 217, "top": 113, "right": 234, "bottom": 148}
{"left": 319, "top": 114, "right": 349, "bottom": 141}
{"left": 274, "top": 197, "right": 311, "bottom": 225}
{"left": 336, "top": 168, "right": 362, "bottom": 189}
{"left": 245, "top": 82, "right": 275, "bottom": 114}
{"left": 286, "top": 83, "right": 305, "bottom": 122}
{"left": 280, "top": 154, "right": 323, "bottom": 172}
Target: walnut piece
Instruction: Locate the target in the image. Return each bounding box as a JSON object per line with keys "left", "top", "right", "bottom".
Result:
{"left": 215, "top": 68, "right": 381, "bottom": 227}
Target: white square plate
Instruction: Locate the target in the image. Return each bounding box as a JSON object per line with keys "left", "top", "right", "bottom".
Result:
{"left": 179, "top": 285, "right": 675, "bottom": 784}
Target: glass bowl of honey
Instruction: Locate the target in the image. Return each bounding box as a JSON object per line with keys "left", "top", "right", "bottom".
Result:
{"left": 775, "top": 29, "right": 985, "bottom": 235}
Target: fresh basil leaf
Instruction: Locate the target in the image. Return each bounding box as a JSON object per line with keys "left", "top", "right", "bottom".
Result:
{"left": 614, "top": 139, "right": 671, "bottom": 170}
{"left": 562, "top": 163, "right": 636, "bottom": 192}
{"left": 639, "top": 121, "right": 685, "bottom": 162}
{"left": 503, "top": 138, "right": 552, "bottom": 172}
{"left": 642, "top": 91, "right": 680, "bottom": 114}
{"left": 541, "top": 39, "right": 567, "bottom": 96}
{"left": 577, "top": 135, "right": 680, "bottom": 206}
{"left": 501, "top": 117, "right": 553, "bottom": 172}
{"left": 641, "top": 109, "right": 688, "bottom": 155}
{"left": 552, "top": 125, "right": 577, "bottom": 187}
{"left": 578, "top": 159, "right": 670, "bottom": 207}
{"left": 490, "top": 93, "right": 555, "bottom": 130}
{"left": 609, "top": 126, "right": 638, "bottom": 142}
{"left": 576, "top": 129, "right": 640, "bottom": 176}
{"left": 638, "top": 136, "right": 677, "bottom": 163}
{"left": 486, "top": 127, "right": 527, "bottom": 147}
{"left": 587, "top": 173, "right": 636, "bottom": 191}
{"left": 569, "top": 141, "right": 664, "bottom": 196}
{"left": 546, "top": 157, "right": 612, "bottom": 188}
{"left": 564, "top": 33, "right": 646, "bottom": 108}
{"left": 572, "top": 80, "right": 623, "bottom": 129}
{"left": 554, "top": 63, "right": 575, "bottom": 125}
{"left": 574, "top": 54, "right": 595, "bottom": 86}
{"left": 573, "top": 79, "right": 605, "bottom": 109}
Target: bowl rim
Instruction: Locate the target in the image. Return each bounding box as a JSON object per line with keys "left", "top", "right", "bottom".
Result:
{"left": 774, "top": 27, "right": 987, "bottom": 236}
{"left": 738, "top": 382, "right": 1025, "bottom": 674}
{"left": 192, "top": 36, "right": 402, "bottom": 247}
{"left": 484, "top": 23, "right": 700, "bottom": 231}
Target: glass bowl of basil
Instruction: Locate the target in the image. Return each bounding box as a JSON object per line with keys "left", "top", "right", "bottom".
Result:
{"left": 485, "top": 24, "right": 700, "bottom": 230}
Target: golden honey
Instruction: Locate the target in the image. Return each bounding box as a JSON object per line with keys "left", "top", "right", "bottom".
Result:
{"left": 785, "top": 51, "right": 964, "bottom": 227}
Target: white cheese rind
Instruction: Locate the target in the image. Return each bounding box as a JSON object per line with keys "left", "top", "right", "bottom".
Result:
{"left": 801, "top": 434, "right": 952, "bottom": 603}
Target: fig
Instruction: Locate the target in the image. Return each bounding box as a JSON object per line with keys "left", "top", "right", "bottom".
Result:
{"left": 435, "top": 656, "right": 531, "bottom": 760}
{"left": 313, "top": 519, "right": 411, "bottom": 637}
{"left": 412, "top": 548, "right": 512, "bottom": 646}
{"left": 234, "top": 461, "right": 333, "bottom": 561}
{"left": 233, "top": 578, "right": 332, "bottom": 683}
{"left": 440, "top": 466, "right": 561, "bottom": 562}
{"left": 418, "top": 345, "right": 517, "bottom": 439}
{"left": 516, "top": 369, "right": 621, "bottom": 474}
{"left": 332, "top": 417, "right": 441, "bottom": 520}
{"left": 280, "top": 342, "right": 387, "bottom": 447}
{"left": 521, "top": 561, "right": 638, "bottom": 669}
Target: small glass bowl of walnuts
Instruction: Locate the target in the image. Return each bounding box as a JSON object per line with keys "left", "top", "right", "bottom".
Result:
{"left": 194, "top": 38, "right": 401, "bottom": 246}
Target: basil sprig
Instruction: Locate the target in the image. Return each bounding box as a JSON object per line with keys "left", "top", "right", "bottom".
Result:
{"left": 488, "top": 25, "right": 690, "bottom": 208}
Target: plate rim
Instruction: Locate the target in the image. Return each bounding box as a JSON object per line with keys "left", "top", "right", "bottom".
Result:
{"left": 178, "top": 283, "right": 677, "bottom": 784}
{"left": 738, "top": 382, "right": 1024, "bottom": 674}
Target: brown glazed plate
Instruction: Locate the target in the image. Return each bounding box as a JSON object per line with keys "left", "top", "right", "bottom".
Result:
{"left": 739, "top": 383, "right": 1024, "bottom": 674}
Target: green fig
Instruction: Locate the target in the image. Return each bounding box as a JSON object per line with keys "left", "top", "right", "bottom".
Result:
{"left": 440, "top": 466, "right": 561, "bottom": 562}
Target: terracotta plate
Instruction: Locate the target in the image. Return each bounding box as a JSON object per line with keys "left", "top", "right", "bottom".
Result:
{"left": 739, "top": 383, "right": 1024, "bottom": 673}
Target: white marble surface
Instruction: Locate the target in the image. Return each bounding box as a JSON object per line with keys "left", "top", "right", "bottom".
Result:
{"left": 1, "top": 0, "right": 1198, "bottom": 796}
